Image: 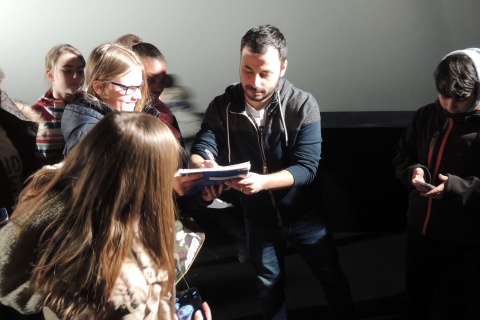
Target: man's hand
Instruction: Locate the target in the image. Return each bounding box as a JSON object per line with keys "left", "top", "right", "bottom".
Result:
{"left": 190, "top": 154, "right": 218, "bottom": 169}
{"left": 225, "top": 170, "right": 294, "bottom": 195}
{"left": 226, "top": 172, "right": 267, "bottom": 194}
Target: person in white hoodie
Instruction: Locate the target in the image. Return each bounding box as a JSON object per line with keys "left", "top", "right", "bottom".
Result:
{"left": 393, "top": 48, "right": 480, "bottom": 319}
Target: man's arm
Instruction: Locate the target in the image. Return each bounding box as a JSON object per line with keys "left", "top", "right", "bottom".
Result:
{"left": 261, "top": 170, "right": 294, "bottom": 189}
{"left": 226, "top": 170, "right": 294, "bottom": 195}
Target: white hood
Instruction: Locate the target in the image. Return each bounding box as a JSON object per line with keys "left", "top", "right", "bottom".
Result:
{"left": 443, "top": 48, "right": 480, "bottom": 111}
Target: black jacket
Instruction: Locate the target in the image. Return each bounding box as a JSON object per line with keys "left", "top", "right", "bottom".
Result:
{"left": 191, "top": 78, "right": 322, "bottom": 226}
{"left": 393, "top": 101, "right": 480, "bottom": 244}
{"left": 0, "top": 91, "right": 41, "bottom": 212}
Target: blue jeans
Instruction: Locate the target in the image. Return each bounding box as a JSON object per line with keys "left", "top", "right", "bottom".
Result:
{"left": 246, "top": 216, "right": 355, "bottom": 320}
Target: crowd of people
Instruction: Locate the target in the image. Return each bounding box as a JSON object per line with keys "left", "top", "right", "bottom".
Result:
{"left": 1, "top": 24, "right": 480, "bottom": 320}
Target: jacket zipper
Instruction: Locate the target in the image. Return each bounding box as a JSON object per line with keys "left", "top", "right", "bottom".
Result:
{"left": 258, "top": 125, "right": 283, "bottom": 227}
{"left": 422, "top": 118, "right": 453, "bottom": 235}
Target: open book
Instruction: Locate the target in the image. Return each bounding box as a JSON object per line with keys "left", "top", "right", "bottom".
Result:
{"left": 177, "top": 161, "right": 251, "bottom": 195}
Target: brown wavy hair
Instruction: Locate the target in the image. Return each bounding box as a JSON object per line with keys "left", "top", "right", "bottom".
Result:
{"left": 14, "top": 112, "right": 181, "bottom": 318}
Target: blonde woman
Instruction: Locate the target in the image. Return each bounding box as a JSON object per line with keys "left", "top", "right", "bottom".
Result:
{"left": 32, "top": 44, "right": 85, "bottom": 165}
{"left": 0, "top": 112, "right": 211, "bottom": 319}
{"left": 61, "top": 43, "right": 148, "bottom": 156}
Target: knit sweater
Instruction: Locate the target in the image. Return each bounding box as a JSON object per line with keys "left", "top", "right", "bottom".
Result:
{"left": 0, "top": 194, "right": 175, "bottom": 319}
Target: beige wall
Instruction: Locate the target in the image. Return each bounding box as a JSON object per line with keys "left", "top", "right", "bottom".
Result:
{"left": 1, "top": 0, "right": 479, "bottom": 112}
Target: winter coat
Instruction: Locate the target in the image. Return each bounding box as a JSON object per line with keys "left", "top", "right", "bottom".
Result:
{"left": 393, "top": 48, "right": 480, "bottom": 244}
{"left": 393, "top": 102, "right": 480, "bottom": 244}
{"left": 0, "top": 91, "right": 42, "bottom": 212}
{"left": 61, "top": 97, "right": 114, "bottom": 156}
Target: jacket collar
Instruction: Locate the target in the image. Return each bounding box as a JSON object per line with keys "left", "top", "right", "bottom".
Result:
{"left": 437, "top": 100, "right": 480, "bottom": 123}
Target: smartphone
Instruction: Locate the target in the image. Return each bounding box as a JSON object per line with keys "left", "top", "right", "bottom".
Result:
{"left": 0, "top": 208, "right": 8, "bottom": 226}
{"left": 414, "top": 180, "right": 435, "bottom": 190}
{"left": 175, "top": 287, "right": 205, "bottom": 320}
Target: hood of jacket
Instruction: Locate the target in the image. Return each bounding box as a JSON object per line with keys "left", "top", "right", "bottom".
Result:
{"left": 1, "top": 91, "right": 34, "bottom": 122}
{"left": 442, "top": 48, "right": 480, "bottom": 112}
{"left": 62, "top": 96, "right": 113, "bottom": 140}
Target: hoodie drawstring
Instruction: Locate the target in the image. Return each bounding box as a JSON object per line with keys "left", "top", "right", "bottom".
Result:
{"left": 226, "top": 91, "right": 289, "bottom": 163}
{"left": 276, "top": 91, "right": 289, "bottom": 147}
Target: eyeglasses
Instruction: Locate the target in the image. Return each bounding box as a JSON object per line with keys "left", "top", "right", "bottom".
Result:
{"left": 109, "top": 81, "right": 144, "bottom": 95}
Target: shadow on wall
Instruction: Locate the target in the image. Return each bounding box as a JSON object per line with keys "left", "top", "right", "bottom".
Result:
{"left": 319, "top": 126, "right": 409, "bottom": 233}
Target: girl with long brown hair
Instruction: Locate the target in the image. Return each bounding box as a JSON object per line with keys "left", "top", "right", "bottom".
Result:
{"left": 0, "top": 112, "right": 210, "bottom": 319}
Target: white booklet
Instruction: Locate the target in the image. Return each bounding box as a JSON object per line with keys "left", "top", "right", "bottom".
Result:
{"left": 177, "top": 161, "right": 251, "bottom": 195}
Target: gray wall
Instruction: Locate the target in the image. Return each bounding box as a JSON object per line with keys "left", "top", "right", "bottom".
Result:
{"left": 1, "top": 0, "right": 480, "bottom": 113}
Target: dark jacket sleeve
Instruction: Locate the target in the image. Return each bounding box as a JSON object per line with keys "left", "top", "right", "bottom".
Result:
{"left": 393, "top": 110, "right": 432, "bottom": 187}
{"left": 283, "top": 93, "right": 322, "bottom": 187}
{"left": 190, "top": 98, "right": 224, "bottom": 162}
{"left": 445, "top": 174, "right": 480, "bottom": 206}
{"left": 285, "top": 120, "right": 321, "bottom": 187}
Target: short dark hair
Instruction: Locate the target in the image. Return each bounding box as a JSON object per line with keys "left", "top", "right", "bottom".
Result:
{"left": 115, "top": 34, "right": 166, "bottom": 63}
{"left": 241, "top": 24, "right": 287, "bottom": 64}
{"left": 132, "top": 42, "right": 166, "bottom": 63}
{"left": 435, "top": 53, "right": 478, "bottom": 99}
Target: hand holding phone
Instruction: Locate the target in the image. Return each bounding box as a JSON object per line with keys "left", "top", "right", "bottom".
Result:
{"left": 175, "top": 287, "right": 206, "bottom": 320}
{"left": 414, "top": 179, "right": 435, "bottom": 190}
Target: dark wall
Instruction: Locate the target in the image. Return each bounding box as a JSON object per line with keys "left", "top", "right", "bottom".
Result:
{"left": 319, "top": 112, "right": 413, "bottom": 233}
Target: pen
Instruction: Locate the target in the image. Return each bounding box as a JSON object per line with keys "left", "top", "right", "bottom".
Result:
{"left": 205, "top": 149, "right": 215, "bottom": 161}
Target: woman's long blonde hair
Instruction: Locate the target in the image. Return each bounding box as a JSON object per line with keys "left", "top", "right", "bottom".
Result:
{"left": 85, "top": 43, "right": 148, "bottom": 111}
{"left": 14, "top": 112, "right": 181, "bottom": 318}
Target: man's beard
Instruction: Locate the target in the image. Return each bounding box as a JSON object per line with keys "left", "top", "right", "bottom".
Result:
{"left": 243, "top": 80, "right": 279, "bottom": 103}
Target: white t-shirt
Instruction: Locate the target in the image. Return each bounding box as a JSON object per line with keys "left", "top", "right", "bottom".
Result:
{"left": 0, "top": 124, "right": 23, "bottom": 201}
{"left": 245, "top": 102, "right": 267, "bottom": 128}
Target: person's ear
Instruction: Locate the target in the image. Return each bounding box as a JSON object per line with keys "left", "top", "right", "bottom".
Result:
{"left": 92, "top": 80, "right": 105, "bottom": 97}
{"left": 280, "top": 60, "right": 288, "bottom": 77}
{"left": 46, "top": 68, "right": 54, "bottom": 82}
